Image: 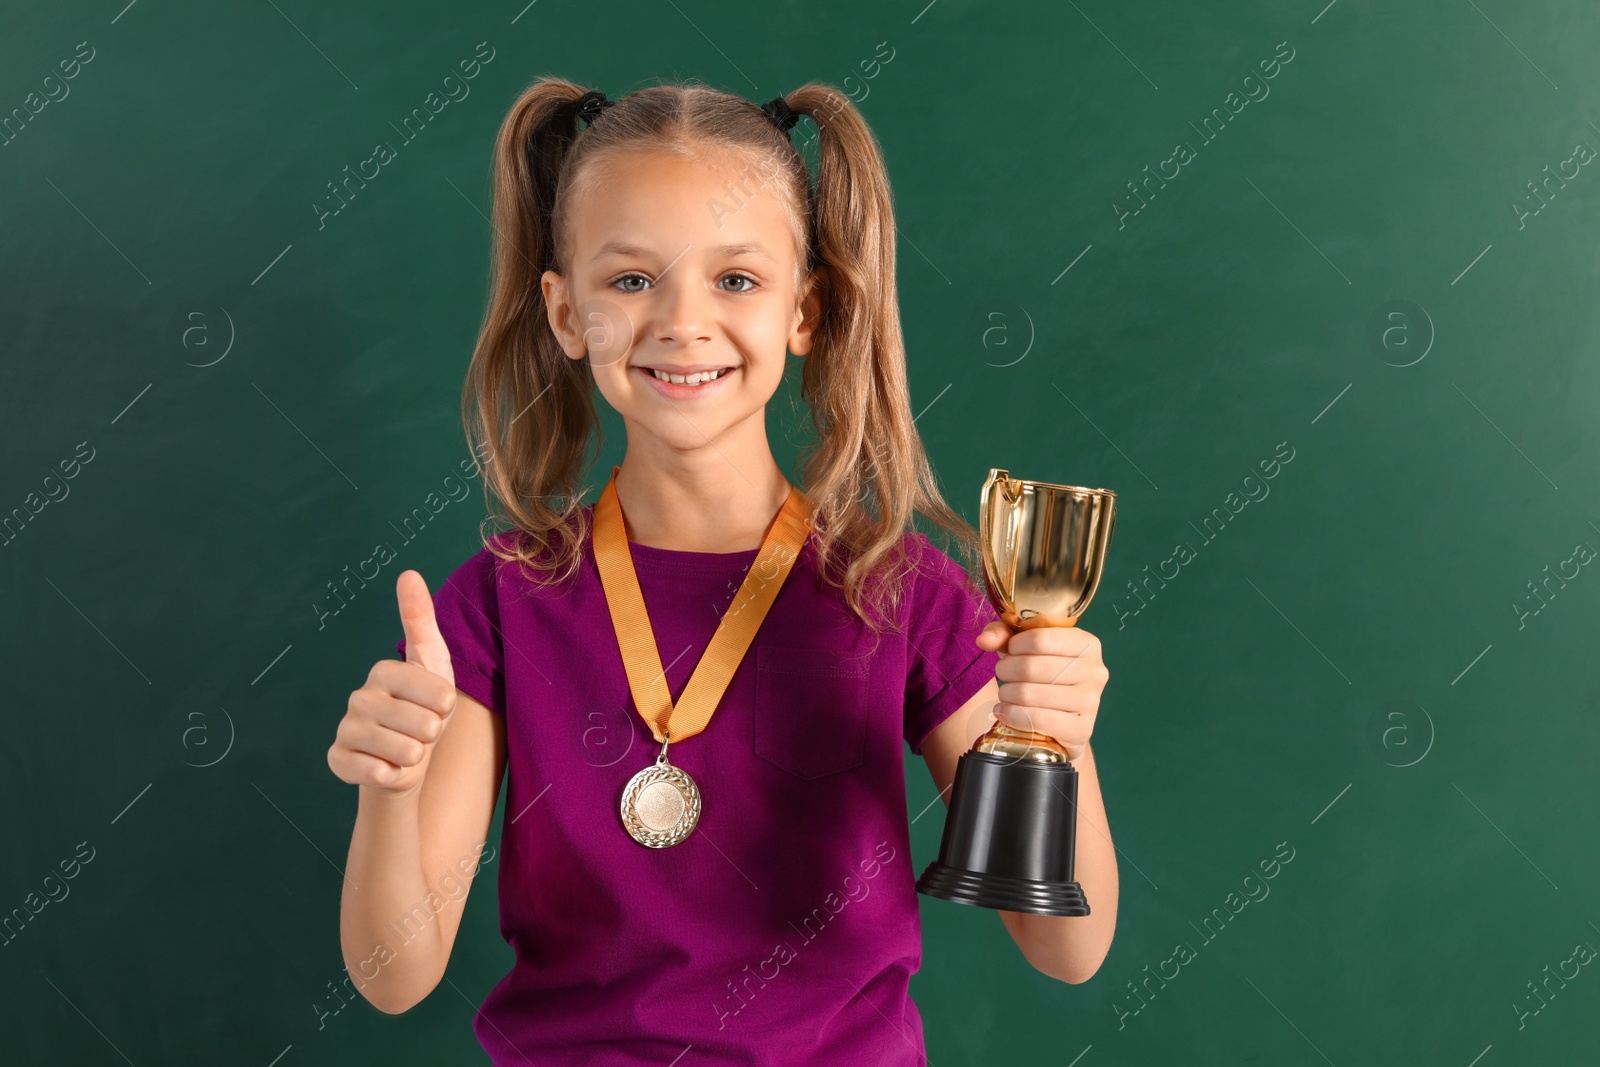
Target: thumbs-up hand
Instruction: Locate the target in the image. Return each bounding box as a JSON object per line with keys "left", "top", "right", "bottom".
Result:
{"left": 327, "top": 570, "right": 459, "bottom": 798}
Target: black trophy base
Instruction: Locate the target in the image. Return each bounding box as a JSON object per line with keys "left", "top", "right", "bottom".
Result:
{"left": 915, "top": 750, "right": 1090, "bottom": 918}
{"left": 917, "top": 862, "right": 1088, "bottom": 916}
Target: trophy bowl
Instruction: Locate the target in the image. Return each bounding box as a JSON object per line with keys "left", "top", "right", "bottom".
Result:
{"left": 980, "top": 468, "right": 1117, "bottom": 632}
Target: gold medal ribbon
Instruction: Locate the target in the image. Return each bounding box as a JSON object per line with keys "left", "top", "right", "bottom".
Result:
{"left": 592, "top": 464, "right": 814, "bottom": 746}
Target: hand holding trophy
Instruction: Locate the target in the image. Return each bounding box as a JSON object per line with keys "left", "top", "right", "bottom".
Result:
{"left": 915, "top": 468, "right": 1117, "bottom": 917}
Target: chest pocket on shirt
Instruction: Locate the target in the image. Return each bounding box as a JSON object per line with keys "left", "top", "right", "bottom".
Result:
{"left": 753, "top": 645, "right": 869, "bottom": 779}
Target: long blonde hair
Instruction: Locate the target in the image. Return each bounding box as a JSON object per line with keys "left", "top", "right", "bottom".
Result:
{"left": 464, "top": 76, "right": 982, "bottom": 633}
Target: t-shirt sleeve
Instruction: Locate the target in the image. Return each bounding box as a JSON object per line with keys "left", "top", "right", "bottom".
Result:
{"left": 394, "top": 541, "right": 506, "bottom": 716}
{"left": 902, "top": 532, "right": 1002, "bottom": 755}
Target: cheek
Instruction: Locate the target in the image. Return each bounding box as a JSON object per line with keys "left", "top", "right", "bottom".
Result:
{"left": 741, "top": 352, "right": 789, "bottom": 401}
{"left": 587, "top": 361, "right": 637, "bottom": 413}
{"left": 583, "top": 337, "right": 631, "bottom": 377}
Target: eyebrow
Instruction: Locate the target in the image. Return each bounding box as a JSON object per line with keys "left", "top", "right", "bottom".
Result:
{"left": 592, "top": 241, "right": 775, "bottom": 262}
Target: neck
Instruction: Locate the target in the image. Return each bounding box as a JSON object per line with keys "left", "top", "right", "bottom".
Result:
{"left": 611, "top": 440, "right": 792, "bottom": 553}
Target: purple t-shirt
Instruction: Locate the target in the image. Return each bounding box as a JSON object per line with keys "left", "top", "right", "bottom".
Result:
{"left": 395, "top": 509, "right": 1001, "bottom": 1066}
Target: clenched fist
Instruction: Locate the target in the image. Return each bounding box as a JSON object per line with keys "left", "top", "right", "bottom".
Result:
{"left": 327, "top": 570, "right": 458, "bottom": 798}
{"left": 975, "top": 619, "right": 1108, "bottom": 763}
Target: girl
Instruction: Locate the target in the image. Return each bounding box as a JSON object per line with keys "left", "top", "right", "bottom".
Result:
{"left": 329, "top": 78, "right": 1117, "bottom": 1065}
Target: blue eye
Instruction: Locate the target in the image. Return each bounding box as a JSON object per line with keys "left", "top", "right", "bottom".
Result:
{"left": 609, "top": 272, "right": 759, "bottom": 294}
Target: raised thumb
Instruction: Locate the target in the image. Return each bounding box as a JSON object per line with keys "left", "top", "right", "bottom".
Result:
{"left": 397, "top": 570, "right": 456, "bottom": 688}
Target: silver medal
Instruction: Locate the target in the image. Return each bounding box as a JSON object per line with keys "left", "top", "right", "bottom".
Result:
{"left": 620, "top": 732, "right": 702, "bottom": 848}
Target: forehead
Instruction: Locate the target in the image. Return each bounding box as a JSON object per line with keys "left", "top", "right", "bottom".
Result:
{"left": 568, "top": 146, "right": 801, "bottom": 265}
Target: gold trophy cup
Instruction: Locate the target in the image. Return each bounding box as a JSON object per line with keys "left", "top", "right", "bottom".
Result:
{"left": 915, "top": 468, "right": 1116, "bottom": 916}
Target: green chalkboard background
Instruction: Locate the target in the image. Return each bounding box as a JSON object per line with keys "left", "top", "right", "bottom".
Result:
{"left": 4, "top": 0, "right": 1598, "bottom": 1063}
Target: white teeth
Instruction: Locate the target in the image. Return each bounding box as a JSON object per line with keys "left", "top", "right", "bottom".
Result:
{"left": 650, "top": 368, "right": 728, "bottom": 385}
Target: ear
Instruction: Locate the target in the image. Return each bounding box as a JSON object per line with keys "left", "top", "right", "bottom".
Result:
{"left": 541, "top": 270, "right": 587, "bottom": 361}
{"left": 788, "top": 266, "right": 828, "bottom": 357}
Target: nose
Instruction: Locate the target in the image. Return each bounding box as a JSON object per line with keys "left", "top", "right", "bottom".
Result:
{"left": 653, "top": 269, "right": 714, "bottom": 348}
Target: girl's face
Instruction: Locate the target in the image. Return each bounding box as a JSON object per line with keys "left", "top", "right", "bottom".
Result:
{"left": 542, "top": 147, "right": 822, "bottom": 459}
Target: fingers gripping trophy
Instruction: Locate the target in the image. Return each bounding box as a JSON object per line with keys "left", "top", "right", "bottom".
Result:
{"left": 915, "top": 469, "right": 1116, "bottom": 917}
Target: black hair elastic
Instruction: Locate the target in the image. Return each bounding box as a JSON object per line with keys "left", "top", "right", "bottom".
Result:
{"left": 760, "top": 96, "right": 800, "bottom": 135}
{"left": 576, "top": 89, "right": 613, "bottom": 127}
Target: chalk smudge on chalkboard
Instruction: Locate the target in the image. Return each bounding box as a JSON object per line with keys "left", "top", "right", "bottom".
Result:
{"left": 1512, "top": 937, "right": 1597, "bottom": 1031}
{"left": 1112, "top": 839, "right": 1295, "bottom": 1030}
{"left": 1512, "top": 537, "right": 1597, "bottom": 630}
{"left": 0, "top": 840, "right": 96, "bottom": 950}
{"left": 311, "top": 41, "right": 498, "bottom": 232}
{"left": 312, "top": 446, "right": 491, "bottom": 631}
{"left": 1111, "top": 440, "right": 1297, "bottom": 630}
{"left": 1511, "top": 141, "right": 1596, "bottom": 232}
{"left": 1112, "top": 41, "right": 1298, "bottom": 232}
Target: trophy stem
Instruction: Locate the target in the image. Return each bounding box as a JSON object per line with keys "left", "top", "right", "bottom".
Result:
{"left": 974, "top": 722, "right": 1073, "bottom": 762}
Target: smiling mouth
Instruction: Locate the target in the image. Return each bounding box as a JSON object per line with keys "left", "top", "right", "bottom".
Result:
{"left": 639, "top": 367, "right": 734, "bottom": 387}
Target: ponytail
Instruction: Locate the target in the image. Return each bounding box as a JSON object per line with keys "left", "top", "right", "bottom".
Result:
{"left": 778, "top": 84, "right": 983, "bottom": 632}
{"left": 466, "top": 78, "right": 600, "bottom": 588}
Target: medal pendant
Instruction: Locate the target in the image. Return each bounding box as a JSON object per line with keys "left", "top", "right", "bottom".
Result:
{"left": 620, "top": 734, "right": 702, "bottom": 848}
